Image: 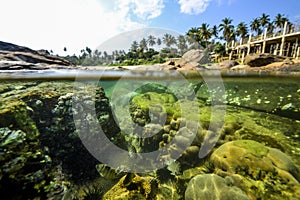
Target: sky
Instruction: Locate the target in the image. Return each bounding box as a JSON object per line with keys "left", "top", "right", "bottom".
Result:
{"left": 1, "top": 0, "right": 299, "bottom": 55}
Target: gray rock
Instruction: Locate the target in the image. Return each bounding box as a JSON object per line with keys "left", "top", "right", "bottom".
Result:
{"left": 208, "top": 60, "right": 239, "bottom": 69}
{"left": 182, "top": 49, "right": 205, "bottom": 64}
{"left": 164, "top": 49, "right": 211, "bottom": 70}
{"left": 218, "top": 60, "right": 239, "bottom": 69}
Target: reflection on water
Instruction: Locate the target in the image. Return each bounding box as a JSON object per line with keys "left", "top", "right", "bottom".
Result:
{"left": 0, "top": 70, "right": 300, "bottom": 199}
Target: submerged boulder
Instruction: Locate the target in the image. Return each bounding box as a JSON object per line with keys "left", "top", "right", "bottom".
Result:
{"left": 210, "top": 140, "right": 300, "bottom": 199}
{"left": 185, "top": 174, "right": 250, "bottom": 200}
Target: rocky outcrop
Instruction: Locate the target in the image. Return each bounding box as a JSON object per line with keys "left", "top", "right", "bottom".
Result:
{"left": 0, "top": 81, "right": 120, "bottom": 199}
{"left": 245, "top": 53, "right": 286, "bottom": 67}
{"left": 164, "top": 49, "right": 210, "bottom": 70}
{"left": 0, "top": 41, "right": 73, "bottom": 70}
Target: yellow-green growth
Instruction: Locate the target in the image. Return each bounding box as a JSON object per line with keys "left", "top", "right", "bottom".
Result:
{"left": 233, "top": 140, "right": 269, "bottom": 158}
{"left": 0, "top": 101, "right": 40, "bottom": 140}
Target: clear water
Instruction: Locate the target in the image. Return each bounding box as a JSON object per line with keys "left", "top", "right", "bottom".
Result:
{"left": 0, "top": 70, "right": 300, "bottom": 199}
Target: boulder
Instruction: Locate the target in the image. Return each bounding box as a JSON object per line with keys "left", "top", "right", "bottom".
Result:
{"left": 218, "top": 60, "right": 239, "bottom": 69}
{"left": 208, "top": 60, "right": 239, "bottom": 69}
{"left": 210, "top": 140, "right": 300, "bottom": 199}
{"left": 164, "top": 49, "right": 210, "bottom": 70}
{"left": 185, "top": 174, "right": 250, "bottom": 200}
{"left": 181, "top": 49, "right": 207, "bottom": 64}
{"left": 245, "top": 53, "right": 286, "bottom": 67}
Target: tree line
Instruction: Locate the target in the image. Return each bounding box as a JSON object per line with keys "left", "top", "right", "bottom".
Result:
{"left": 60, "top": 13, "right": 295, "bottom": 66}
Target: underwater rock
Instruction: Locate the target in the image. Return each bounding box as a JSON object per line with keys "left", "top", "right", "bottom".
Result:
{"left": 167, "top": 161, "right": 181, "bottom": 176}
{"left": 0, "top": 100, "right": 40, "bottom": 140}
{"left": 210, "top": 140, "right": 300, "bottom": 199}
{"left": 135, "top": 83, "right": 175, "bottom": 96}
{"left": 157, "top": 180, "right": 182, "bottom": 200}
{"left": 0, "top": 81, "right": 126, "bottom": 199}
{"left": 129, "top": 91, "right": 179, "bottom": 126}
{"left": 102, "top": 173, "right": 158, "bottom": 200}
{"left": 198, "top": 105, "right": 300, "bottom": 166}
{"left": 0, "top": 127, "right": 54, "bottom": 199}
{"left": 96, "top": 164, "right": 125, "bottom": 180}
{"left": 185, "top": 174, "right": 250, "bottom": 200}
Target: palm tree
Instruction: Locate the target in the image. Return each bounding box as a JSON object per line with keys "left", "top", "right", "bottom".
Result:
{"left": 162, "top": 33, "right": 177, "bottom": 48}
{"left": 236, "top": 22, "right": 248, "bottom": 39}
{"left": 250, "top": 18, "right": 262, "bottom": 35}
{"left": 130, "top": 41, "right": 139, "bottom": 52}
{"left": 177, "top": 35, "right": 188, "bottom": 55}
{"left": 199, "top": 23, "right": 212, "bottom": 48}
{"left": 103, "top": 51, "right": 108, "bottom": 62}
{"left": 266, "top": 22, "right": 275, "bottom": 34}
{"left": 186, "top": 27, "right": 201, "bottom": 45}
{"left": 147, "top": 35, "right": 156, "bottom": 47}
{"left": 156, "top": 38, "right": 162, "bottom": 46}
{"left": 260, "top": 13, "right": 270, "bottom": 31}
{"left": 85, "top": 47, "right": 92, "bottom": 57}
{"left": 211, "top": 25, "right": 219, "bottom": 40}
{"left": 273, "top": 13, "right": 286, "bottom": 29}
{"left": 139, "top": 38, "right": 148, "bottom": 52}
{"left": 219, "top": 17, "right": 234, "bottom": 42}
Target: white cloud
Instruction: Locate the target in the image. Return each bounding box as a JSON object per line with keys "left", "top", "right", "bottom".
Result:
{"left": 133, "top": 0, "right": 165, "bottom": 20}
{"left": 217, "top": 0, "right": 235, "bottom": 6}
{"left": 177, "top": 0, "right": 212, "bottom": 15}
{"left": 0, "top": 0, "right": 163, "bottom": 55}
{"left": 115, "top": 0, "right": 165, "bottom": 20}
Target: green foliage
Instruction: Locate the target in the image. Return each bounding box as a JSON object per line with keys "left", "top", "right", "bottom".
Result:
{"left": 60, "top": 12, "right": 292, "bottom": 66}
{"left": 213, "top": 43, "right": 226, "bottom": 56}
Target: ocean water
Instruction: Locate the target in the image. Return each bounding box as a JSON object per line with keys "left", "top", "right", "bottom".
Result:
{"left": 0, "top": 70, "right": 300, "bottom": 200}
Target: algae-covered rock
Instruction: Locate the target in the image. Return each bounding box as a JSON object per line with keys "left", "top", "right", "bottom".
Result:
{"left": 135, "top": 83, "right": 175, "bottom": 96}
{"left": 198, "top": 105, "right": 300, "bottom": 165}
{"left": 0, "top": 81, "right": 125, "bottom": 199}
{"left": 0, "top": 100, "right": 39, "bottom": 140}
{"left": 129, "top": 91, "right": 179, "bottom": 126}
{"left": 210, "top": 140, "right": 300, "bottom": 199}
{"left": 102, "top": 174, "right": 158, "bottom": 200}
{"left": 157, "top": 180, "right": 182, "bottom": 200}
{"left": 185, "top": 174, "right": 250, "bottom": 200}
{"left": 0, "top": 127, "right": 53, "bottom": 199}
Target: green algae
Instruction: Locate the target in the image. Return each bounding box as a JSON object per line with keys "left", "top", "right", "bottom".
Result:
{"left": 0, "top": 101, "right": 39, "bottom": 140}
{"left": 130, "top": 91, "right": 180, "bottom": 125}
{"left": 233, "top": 140, "right": 269, "bottom": 158}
